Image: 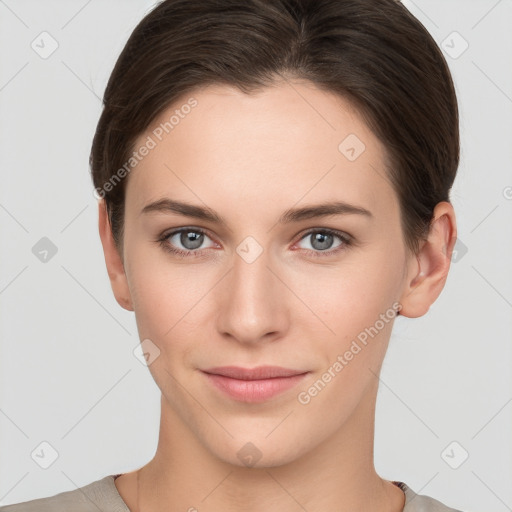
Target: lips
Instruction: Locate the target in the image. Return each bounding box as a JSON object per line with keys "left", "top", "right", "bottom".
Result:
{"left": 200, "top": 366, "right": 310, "bottom": 402}
{"left": 201, "top": 365, "right": 307, "bottom": 380}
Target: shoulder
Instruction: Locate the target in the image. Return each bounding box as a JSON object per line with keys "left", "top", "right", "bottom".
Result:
{"left": 395, "top": 481, "right": 465, "bottom": 512}
{"left": 0, "top": 475, "right": 128, "bottom": 512}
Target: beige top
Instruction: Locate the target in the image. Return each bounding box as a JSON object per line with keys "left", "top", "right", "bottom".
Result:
{"left": 0, "top": 475, "right": 464, "bottom": 511}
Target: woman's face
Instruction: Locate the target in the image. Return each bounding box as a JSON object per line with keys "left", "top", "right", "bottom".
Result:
{"left": 115, "top": 80, "right": 419, "bottom": 467}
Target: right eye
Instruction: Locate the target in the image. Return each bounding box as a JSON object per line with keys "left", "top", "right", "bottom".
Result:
{"left": 157, "top": 227, "right": 217, "bottom": 257}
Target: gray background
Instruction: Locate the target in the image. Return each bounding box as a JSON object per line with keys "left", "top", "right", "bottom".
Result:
{"left": 0, "top": 1, "right": 511, "bottom": 510}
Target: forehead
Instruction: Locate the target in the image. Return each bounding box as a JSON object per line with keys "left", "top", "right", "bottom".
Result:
{"left": 125, "top": 80, "right": 398, "bottom": 224}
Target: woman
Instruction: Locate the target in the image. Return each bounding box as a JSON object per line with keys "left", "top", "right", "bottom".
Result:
{"left": 0, "top": 0, "right": 465, "bottom": 510}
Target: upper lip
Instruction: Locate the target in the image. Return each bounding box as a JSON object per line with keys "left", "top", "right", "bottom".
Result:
{"left": 201, "top": 366, "right": 308, "bottom": 380}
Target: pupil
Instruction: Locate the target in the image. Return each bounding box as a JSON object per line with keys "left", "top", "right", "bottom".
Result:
{"left": 312, "top": 232, "right": 332, "bottom": 250}
{"left": 181, "top": 231, "right": 203, "bottom": 250}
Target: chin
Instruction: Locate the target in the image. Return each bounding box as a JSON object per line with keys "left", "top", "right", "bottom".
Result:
{"left": 206, "top": 434, "right": 308, "bottom": 470}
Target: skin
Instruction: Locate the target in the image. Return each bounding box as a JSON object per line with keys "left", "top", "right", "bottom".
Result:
{"left": 98, "top": 79, "right": 457, "bottom": 512}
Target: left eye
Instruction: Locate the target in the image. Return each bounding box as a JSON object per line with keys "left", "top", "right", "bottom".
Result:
{"left": 296, "top": 229, "right": 348, "bottom": 253}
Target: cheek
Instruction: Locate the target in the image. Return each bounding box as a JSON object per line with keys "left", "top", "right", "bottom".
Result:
{"left": 124, "top": 243, "right": 182, "bottom": 336}
{"left": 291, "top": 249, "right": 403, "bottom": 362}
{"left": 125, "top": 243, "right": 219, "bottom": 349}
{"left": 294, "top": 270, "right": 399, "bottom": 419}
{"left": 293, "top": 254, "right": 400, "bottom": 324}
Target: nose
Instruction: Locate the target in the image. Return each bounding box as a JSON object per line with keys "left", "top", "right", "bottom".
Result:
{"left": 215, "top": 242, "right": 289, "bottom": 345}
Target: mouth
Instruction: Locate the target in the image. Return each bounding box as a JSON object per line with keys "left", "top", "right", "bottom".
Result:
{"left": 201, "top": 366, "right": 310, "bottom": 403}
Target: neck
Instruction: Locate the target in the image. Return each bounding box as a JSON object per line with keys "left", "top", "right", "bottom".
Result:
{"left": 132, "top": 378, "right": 405, "bottom": 512}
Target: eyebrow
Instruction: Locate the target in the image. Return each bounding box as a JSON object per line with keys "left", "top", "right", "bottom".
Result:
{"left": 140, "top": 198, "right": 373, "bottom": 225}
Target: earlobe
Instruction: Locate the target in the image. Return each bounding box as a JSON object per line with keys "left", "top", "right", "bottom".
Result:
{"left": 398, "top": 201, "right": 457, "bottom": 318}
{"left": 97, "top": 199, "right": 134, "bottom": 312}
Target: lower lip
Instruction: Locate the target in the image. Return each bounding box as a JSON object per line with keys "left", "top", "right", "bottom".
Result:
{"left": 202, "top": 372, "right": 309, "bottom": 403}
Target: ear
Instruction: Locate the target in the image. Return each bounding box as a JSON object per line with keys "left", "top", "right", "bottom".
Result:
{"left": 97, "top": 198, "right": 134, "bottom": 312}
{"left": 398, "top": 201, "right": 457, "bottom": 318}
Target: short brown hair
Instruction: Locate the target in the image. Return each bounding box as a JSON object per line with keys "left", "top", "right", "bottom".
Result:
{"left": 90, "top": 0, "right": 459, "bottom": 257}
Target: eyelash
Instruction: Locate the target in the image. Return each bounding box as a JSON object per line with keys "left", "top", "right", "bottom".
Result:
{"left": 156, "top": 227, "right": 352, "bottom": 259}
